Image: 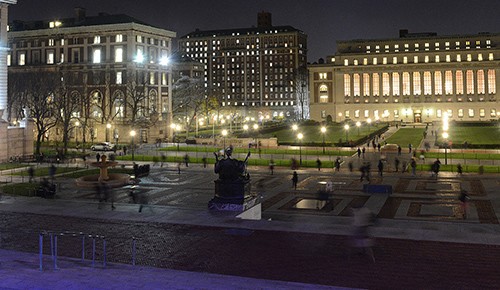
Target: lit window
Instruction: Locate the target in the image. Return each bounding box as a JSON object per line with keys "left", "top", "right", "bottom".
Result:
{"left": 392, "top": 72, "right": 400, "bottom": 96}
{"left": 424, "top": 55, "right": 429, "bottom": 63}
{"left": 469, "top": 109, "right": 475, "bottom": 118}
{"left": 373, "top": 73, "right": 379, "bottom": 96}
{"left": 477, "top": 70, "right": 485, "bottom": 94}
{"left": 490, "top": 109, "right": 496, "bottom": 117}
{"left": 162, "top": 73, "right": 167, "bottom": 86}
{"left": 479, "top": 109, "right": 485, "bottom": 117}
{"left": 445, "top": 71, "right": 453, "bottom": 95}
{"left": 434, "top": 71, "right": 442, "bottom": 95}
{"left": 478, "top": 54, "right": 483, "bottom": 61}
{"left": 115, "top": 47, "right": 123, "bottom": 62}
{"left": 344, "top": 74, "right": 351, "bottom": 96}
{"left": 423, "top": 72, "right": 432, "bottom": 95}
{"left": 94, "top": 36, "right": 101, "bottom": 44}
{"left": 437, "top": 109, "right": 442, "bottom": 118}
{"left": 383, "top": 57, "right": 387, "bottom": 64}
{"left": 344, "top": 59, "right": 348, "bottom": 66}
{"left": 60, "top": 53, "right": 64, "bottom": 63}
{"left": 150, "top": 72, "right": 155, "bottom": 85}
{"left": 392, "top": 57, "right": 397, "bottom": 64}
{"left": 47, "top": 51, "right": 54, "bottom": 64}
{"left": 382, "top": 73, "right": 390, "bottom": 96}
{"left": 414, "top": 56, "right": 418, "bottom": 63}
{"left": 403, "top": 56, "right": 407, "bottom": 64}
{"left": 447, "top": 109, "right": 453, "bottom": 117}
{"left": 373, "top": 57, "right": 377, "bottom": 65}
{"left": 116, "top": 72, "right": 122, "bottom": 84}
{"left": 353, "top": 74, "right": 360, "bottom": 96}
{"left": 435, "top": 55, "right": 440, "bottom": 63}
{"left": 93, "top": 49, "right": 101, "bottom": 63}
{"left": 488, "top": 70, "right": 496, "bottom": 94}
{"left": 489, "top": 53, "right": 494, "bottom": 61}
{"left": 355, "top": 110, "right": 360, "bottom": 118}
{"left": 7, "top": 54, "right": 10, "bottom": 66}
{"left": 18, "top": 52, "right": 25, "bottom": 65}
{"left": 137, "top": 35, "right": 142, "bottom": 43}
{"left": 446, "top": 55, "right": 451, "bottom": 62}
{"left": 466, "top": 70, "right": 474, "bottom": 94}
{"left": 456, "top": 71, "right": 464, "bottom": 94}
{"left": 467, "top": 54, "right": 472, "bottom": 61}
{"left": 413, "top": 72, "right": 421, "bottom": 95}
{"left": 48, "top": 39, "right": 54, "bottom": 46}
{"left": 363, "top": 73, "right": 370, "bottom": 96}
{"left": 458, "top": 109, "right": 464, "bottom": 117}
{"left": 402, "top": 72, "right": 410, "bottom": 96}
{"left": 319, "top": 95, "right": 328, "bottom": 103}
{"left": 363, "top": 58, "right": 368, "bottom": 65}
{"left": 61, "top": 39, "right": 65, "bottom": 45}
{"left": 354, "top": 59, "right": 358, "bottom": 66}
{"left": 457, "top": 54, "right": 461, "bottom": 62}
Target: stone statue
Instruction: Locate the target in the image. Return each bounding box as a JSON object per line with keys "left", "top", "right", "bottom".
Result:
{"left": 213, "top": 146, "right": 250, "bottom": 181}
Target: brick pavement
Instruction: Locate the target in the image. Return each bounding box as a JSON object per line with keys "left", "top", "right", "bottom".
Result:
{"left": 1, "top": 211, "right": 500, "bottom": 289}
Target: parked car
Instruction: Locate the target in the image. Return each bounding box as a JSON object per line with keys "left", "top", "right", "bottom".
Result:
{"left": 91, "top": 142, "right": 115, "bottom": 151}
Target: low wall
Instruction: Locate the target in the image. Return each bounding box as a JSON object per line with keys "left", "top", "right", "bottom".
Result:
{"left": 195, "top": 137, "right": 278, "bottom": 148}
{"left": 0, "top": 110, "right": 34, "bottom": 162}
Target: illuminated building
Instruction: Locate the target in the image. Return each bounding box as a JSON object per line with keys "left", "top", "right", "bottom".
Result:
{"left": 7, "top": 8, "right": 176, "bottom": 143}
{"left": 309, "top": 30, "right": 499, "bottom": 123}
{"left": 178, "top": 11, "right": 309, "bottom": 121}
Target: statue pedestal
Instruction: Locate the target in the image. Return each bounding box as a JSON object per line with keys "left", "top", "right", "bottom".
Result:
{"left": 209, "top": 179, "right": 258, "bottom": 211}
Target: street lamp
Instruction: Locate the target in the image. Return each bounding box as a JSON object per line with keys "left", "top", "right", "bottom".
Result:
{"left": 356, "top": 121, "right": 361, "bottom": 136}
{"left": 442, "top": 132, "right": 449, "bottom": 165}
{"left": 320, "top": 126, "right": 326, "bottom": 153}
{"left": 253, "top": 124, "right": 260, "bottom": 157}
{"left": 292, "top": 124, "right": 298, "bottom": 132}
{"left": 367, "top": 118, "right": 372, "bottom": 132}
{"left": 344, "top": 124, "right": 350, "bottom": 146}
{"left": 106, "top": 123, "right": 111, "bottom": 142}
{"left": 297, "top": 132, "right": 303, "bottom": 165}
{"left": 222, "top": 129, "right": 228, "bottom": 150}
{"left": 130, "top": 130, "right": 136, "bottom": 161}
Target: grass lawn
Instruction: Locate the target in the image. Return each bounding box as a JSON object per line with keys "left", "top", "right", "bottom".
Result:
{"left": 436, "top": 126, "right": 500, "bottom": 145}
{"left": 0, "top": 163, "right": 27, "bottom": 170}
{"left": 12, "top": 166, "right": 83, "bottom": 177}
{"left": 385, "top": 128, "right": 426, "bottom": 148}
{"left": 0, "top": 182, "right": 39, "bottom": 196}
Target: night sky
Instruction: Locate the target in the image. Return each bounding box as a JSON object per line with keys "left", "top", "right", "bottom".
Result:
{"left": 10, "top": 0, "right": 500, "bottom": 62}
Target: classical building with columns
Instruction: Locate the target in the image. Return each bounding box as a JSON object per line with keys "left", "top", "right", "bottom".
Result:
{"left": 7, "top": 8, "right": 176, "bottom": 145}
{"left": 309, "top": 30, "right": 499, "bottom": 124}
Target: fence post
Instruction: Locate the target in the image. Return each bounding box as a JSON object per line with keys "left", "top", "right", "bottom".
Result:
{"left": 39, "top": 232, "right": 43, "bottom": 271}
{"left": 53, "top": 234, "right": 58, "bottom": 270}
{"left": 92, "top": 235, "right": 96, "bottom": 268}
{"left": 132, "top": 237, "right": 136, "bottom": 266}
{"left": 102, "top": 236, "right": 107, "bottom": 268}
{"left": 81, "top": 232, "right": 85, "bottom": 262}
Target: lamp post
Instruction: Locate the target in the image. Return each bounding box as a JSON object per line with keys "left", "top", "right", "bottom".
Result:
{"left": 442, "top": 132, "right": 449, "bottom": 165}
{"left": 320, "top": 126, "right": 326, "bottom": 153}
{"left": 105, "top": 123, "right": 111, "bottom": 142}
{"left": 367, "top": 118, "right": 372, "bottom": 133}
{"left": 344, "top": 124, "right": 350, "bottom": 146}
{"left": 253, "top": 123, "right": 260, "bottom": 157}
{"left": 130, "top": 130, "right": 136, "bottom": 161}
{"left": 356, "top": 121, "right": 361, "bottom": 136}
{"left": 297, "top": 133, "right": 303, "bottom": 165}
{"left": 222, "top": 129, "right": 228, "bottom": 150}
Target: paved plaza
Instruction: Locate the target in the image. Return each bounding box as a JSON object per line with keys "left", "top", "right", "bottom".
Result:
{"left": 1, "top": 159, "right": 500, "bottom": 289}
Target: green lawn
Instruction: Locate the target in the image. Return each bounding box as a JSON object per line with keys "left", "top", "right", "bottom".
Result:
{"left": 0, "top": 163, "right": 27, "bottom": 170}
{"left": 12, "top": 166, "right": 82, "bottom": 177}
{"left": 436, "top": 126, "right": 500, "bottom": 145}
{"left": 385, "top": 128, "right": 426, "bottom": 148}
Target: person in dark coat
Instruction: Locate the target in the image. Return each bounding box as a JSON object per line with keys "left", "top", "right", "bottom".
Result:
{"left": 292, "top": 171, "right": 298, "bottom": 189}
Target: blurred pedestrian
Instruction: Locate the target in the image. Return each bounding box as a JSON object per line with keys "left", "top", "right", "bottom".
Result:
{"left": 397, "top": 145, "right": 402, "bottom": 156}
{"left": 96, "top": 153, "right": 101, "bottom": 163}
{"left": 269, "top": 159, "right": 275, "bottom": 175}
{"left": 316, "top": 158, "right": 322, "bottom": 171}
{"left": 138, "top": 192, "right": 153, "bottom": 213}
{"left": 348, "top": 161, "right": 353, "bottom": 172}
{"left": 411, "top": 158, "right": 417, "bottom": 176}
{"left": 350, "top": 204, "right": 376, "bottom": 262}
{"left": 362, "top": 147, "right": 366, "bottom": 158}
{"left": 292, "top": 171, "right": 298, "bottom": 190}
{"left": 184, "top": 154, "right": 190, "bottom": 167}
{"left": 394, "top": 157, "right": 400, "bottom": 172}
{"left": 357, "top": 147, "right": 361, "bottom": 158}
{"left": 335, "top": 157, "right": 341, "bottom": 172}
{"left": 49, "top": 164, "right": 57, "bottom": 181}
{"left": 28, "top": 166, "right": 35, "bottom": 183}
{"left": 457, "top": 163, "right": 463, "bottom": 176}
{"left": 377, "top": 159, "right": 384, "bottom": 177}
{"left": 177, "top": 162, "right": 182, "bottom": 174}
{"left": 161, "top": 153, "right": 166, "bottom": 167}
{"left": 459, "top": 190, "right": 470, "bottom": 219}
{"left": 202, "top": 156, "right": 207, "bottom": 168}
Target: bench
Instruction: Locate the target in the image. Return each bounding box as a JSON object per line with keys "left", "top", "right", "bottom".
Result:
{"left": 363, "top": 184, "right": 392, "bottom": 194}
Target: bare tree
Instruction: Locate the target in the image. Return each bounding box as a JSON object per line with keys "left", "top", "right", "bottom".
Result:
{"left": 125, "top": 71, "right": 149, "bottom": 128}
{"left": 291, "top": 65, "right": 310, "bottom": 120}
{"left": 9, "top": 70, "right": 60, "bottom": 155}
{"left": 172, "top": 76, "right": 205, "bottom": 137}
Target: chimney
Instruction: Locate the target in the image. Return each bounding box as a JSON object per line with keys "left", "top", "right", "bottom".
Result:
{"left": 257, "top": 11, "right": 272, "bottom": 28}
{"left": 399, "top": 29, "right": 409, "bottom": 38}
{"left": 75, "top": 7, "right": 86, "bottom": 22}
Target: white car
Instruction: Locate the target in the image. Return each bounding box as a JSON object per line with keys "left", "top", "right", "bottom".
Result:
{"left": 91, "top": 142, "right": 115, "bottom": 151}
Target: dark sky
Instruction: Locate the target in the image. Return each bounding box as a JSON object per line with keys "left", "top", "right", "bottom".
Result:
{"left": 10, "top": 0, "right": 500, "bottom": 62}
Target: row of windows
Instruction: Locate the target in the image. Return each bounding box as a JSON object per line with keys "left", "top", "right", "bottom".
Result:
{"left": 11, "top": 45, "right": 169, "bottom": 66}
{"left": 364, "top": 39, "right": 492, "bottom": 53}
{"left": 221, "top": 100, "right": 295, "bottom": 107}
{"left": 342, "top": 70, "right": 496, "bottom": 97}
{"left": 344, "top": 53, "right": 494, "bottom": 66}
{"left": 339, "top": 108, "right": 498, "bottom": 119}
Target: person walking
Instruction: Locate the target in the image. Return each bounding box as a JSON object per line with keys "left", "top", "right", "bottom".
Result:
{"left": 184, "top": 154, "right": 190, "bottom": 167}
{"left": 362, "top": 147, "right": 366, "bottom": 159}
{"left": 348, "top": 161, "right": 353, "bottom": 172}
{"left": 292, "top": 171, "right": 298, "bottom": 190}
{"left": 202, "top": 156, "right": 207, "bottom": 168}
{"left": 28, "top": 166, "right": 35, "bottom": 183}
{"left": 316, "top": 158, "right": 322, "bottom": 171}
{"left": 335, "top": 157, "right": 341, "bottom": 172}
{"left": 357, "top": 147, "right": 361, "bottom": 158}
{"left": 410, "top": 158, "right": 417, "bottom": 176}
{"left": 459, "top": 190, "right": 470, "bottom": 219}
{"left": 457, "top": 163, "right": 463, "bottom": 176}
{"left": 397, "top": 145, "right": 402, "bottom": 156}
{"left": 96, "top": 153, "right": 101, "bottom": 163}
{"left": 377, "top": 159, "right": 384, "bottom": 177}
{"left": 269, "top": 159, "right": 275, "bottom": 175}
{"left": 394, "top": 157, "right": 400, "bottom": 172}
{"left": 177, "top": 162, "right": 182, "bottom": 174}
